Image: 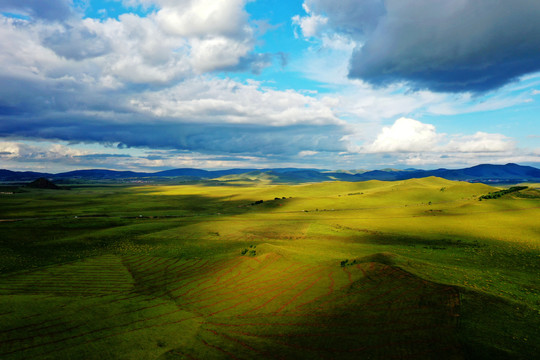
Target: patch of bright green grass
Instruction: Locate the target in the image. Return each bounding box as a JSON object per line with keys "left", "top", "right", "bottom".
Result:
{"left": 0, "top": 178, "right": 538, "bottom": 359}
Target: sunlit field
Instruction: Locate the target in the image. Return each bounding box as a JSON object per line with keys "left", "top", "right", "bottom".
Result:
{"left": 0, "top": 178, "right": 539, "bottom": 359}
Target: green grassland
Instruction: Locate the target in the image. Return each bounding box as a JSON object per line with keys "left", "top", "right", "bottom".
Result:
{"left": 0, "top": 178, "right": 539, "bottom": 359}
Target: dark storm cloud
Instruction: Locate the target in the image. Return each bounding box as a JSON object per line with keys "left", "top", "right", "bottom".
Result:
{"left": 0, "top": 114, "right": 349, "bottom": 156}
{"left": 0, "top": 0, "right": 73, "bottom": 21}
{"left": 309, "top": 0, "right": 540, "bottom": 92}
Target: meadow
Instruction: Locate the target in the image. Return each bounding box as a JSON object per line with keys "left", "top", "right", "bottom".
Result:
{"left": 0, "top": 177, "right": 538, "bottom": 359}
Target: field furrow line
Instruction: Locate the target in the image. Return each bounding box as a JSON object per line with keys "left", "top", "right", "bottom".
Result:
{"left": 0, "top": 300, "right": 172, "bottom": 344}
{"left": 293, "top": 271, "right": 335, "bottom": 311}
{"left": 190, "top": 264, "right": 317, "bottom": 313}
{"left": 201, "top": 338, "right": 240, "bottom": 360}
{"left": 0, "top": 306, "right": 192, "bottom": 357}
{"left": 273, "top": 270, "right": 330, "bottom": 314}
{"left": 313, "top": 267, "right": 401, "bottom": 310}
{"left": 176, "top": 262, "right": 303, "bottom": 308}
{"left": 179, "top": 255, "right": 285, "bottom": 302}
{"left": 236, "top": 266, "right": 328, "bottom": 317}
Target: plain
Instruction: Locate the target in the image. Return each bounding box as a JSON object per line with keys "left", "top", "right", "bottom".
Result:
{"left": 0, "top": 177, "right": 539, "bottom": 359}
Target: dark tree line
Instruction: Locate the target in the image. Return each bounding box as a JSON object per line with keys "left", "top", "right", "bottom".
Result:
{"left": 479, "top": 186, "right": 527, "bottom": 200}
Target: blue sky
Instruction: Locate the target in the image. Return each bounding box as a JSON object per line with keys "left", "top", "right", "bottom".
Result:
{"left": 0, "top": 0, "right": 539, "bottom": 172}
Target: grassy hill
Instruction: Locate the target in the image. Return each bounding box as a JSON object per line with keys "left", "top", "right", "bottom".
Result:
{"left": 0, "top": 178, "right": 538, "bottom": 359}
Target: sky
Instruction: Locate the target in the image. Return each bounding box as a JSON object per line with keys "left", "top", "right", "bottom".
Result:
{"left": 0, "top": 0, "right": 539, "bottom": 172}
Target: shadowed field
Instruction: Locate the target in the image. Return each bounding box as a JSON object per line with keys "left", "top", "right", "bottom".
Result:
{"left": 0, "top": 178, "right": 538, "bottom": 359}
{"left": 0, "top": 254, "right": 461, "bottom": 359}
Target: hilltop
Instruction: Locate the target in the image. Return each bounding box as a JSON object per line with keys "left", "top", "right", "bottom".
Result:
{"left": 27, "top": 177, "right": 61, "bottom": 190}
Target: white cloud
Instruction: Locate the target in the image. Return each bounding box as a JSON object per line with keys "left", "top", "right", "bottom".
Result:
{"left": 445, "top": 132, "right": 515, "bottom": 153}
{"left": 364, "top": 118, "right": 441, "bottom": 153}
{"left": 189, "top": 36, "right": 251, "bottom": 73}
{"left": 299, "top": 150, "right": 319, "bottom": 157}
{"left": 362, "top": 117, "right": 516, "bottom": 158}
{"left": 292, "top": 3, "right": 328, "bottom": 38}
{"left": 0, "top": 142, "right": 22, "bottom": 157}
{"left": 153, "top": 0, "right": 254, "bottom": 73}
{"left": 155, "top": 0, "right": 249, "bottom": 38}
{"left": 128, "top": 77, "right": 343, "bottom": 127}
{"left": 0, "top": 0, "right": 259, "bottom": 89}
{"left": 0, "top": 141, "right": 87, "bottom": 160}
{"left": 0, "top": 6, "right": 351, "bottom": 159}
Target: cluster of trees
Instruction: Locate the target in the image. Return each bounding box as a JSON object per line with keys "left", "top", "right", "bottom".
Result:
{"left": 479, "top": 186, "right": 527, "bottom": 200}
{"left": 241, "top": 245, "right": 257, "bottom": 256}
{"left": 340, "top": 259, "right": 359, "bottom": 267}
{"left": 251, "top": 197, "right": 289, "bottom": 206}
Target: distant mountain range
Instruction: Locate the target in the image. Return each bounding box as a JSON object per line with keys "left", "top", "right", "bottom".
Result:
{"left": 1, "top": 163, "right": 539, "bottom": 184}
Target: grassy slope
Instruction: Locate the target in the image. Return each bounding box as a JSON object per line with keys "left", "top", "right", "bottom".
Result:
{"left": 0, "top": 178, "right": 538, "bottom": 359}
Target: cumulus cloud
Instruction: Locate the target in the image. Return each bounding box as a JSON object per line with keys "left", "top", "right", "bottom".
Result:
{"left": 189, "top": 36, "right": 252, "bottom": 73}
{"left": 0, "top": 141, "right": 87, "bottom": 161}
{"left": 0, "top": 1, "right": 350, "bottom": 159}
{"left": 292, "top": 3, "right": 328, "bottom": 38}
{"left": 301, "top": 0, "right": 540, "bottom": 92}
{"left": 152, "top": 0, "right": 258, "bottom": 73}
{"left": 363, "top": 117, "right": 516, "bottom": 158}
{"left": 356, "top": 120, "right": 525, "bottom": 169}
{"left": 446, "top": 132, "right": 515, "bottom": 153}
{"left": 155, "top": 0, "right": 249, "bottom": 39}
{"left": 364, "top": 118, "right": 441, "bottom": 153}
{"left": 129, "top": 77, "right": 342, "bottom": 126}
{"left": 0, "top": 0, "right": 265, "bottom": 88}
{"left": 42, "top": 24, "right": 111, "bottom": 61}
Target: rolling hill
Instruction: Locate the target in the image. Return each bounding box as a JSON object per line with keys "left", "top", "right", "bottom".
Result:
{"left": 0, "top": 177, "right": 538, "bottom": 358}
